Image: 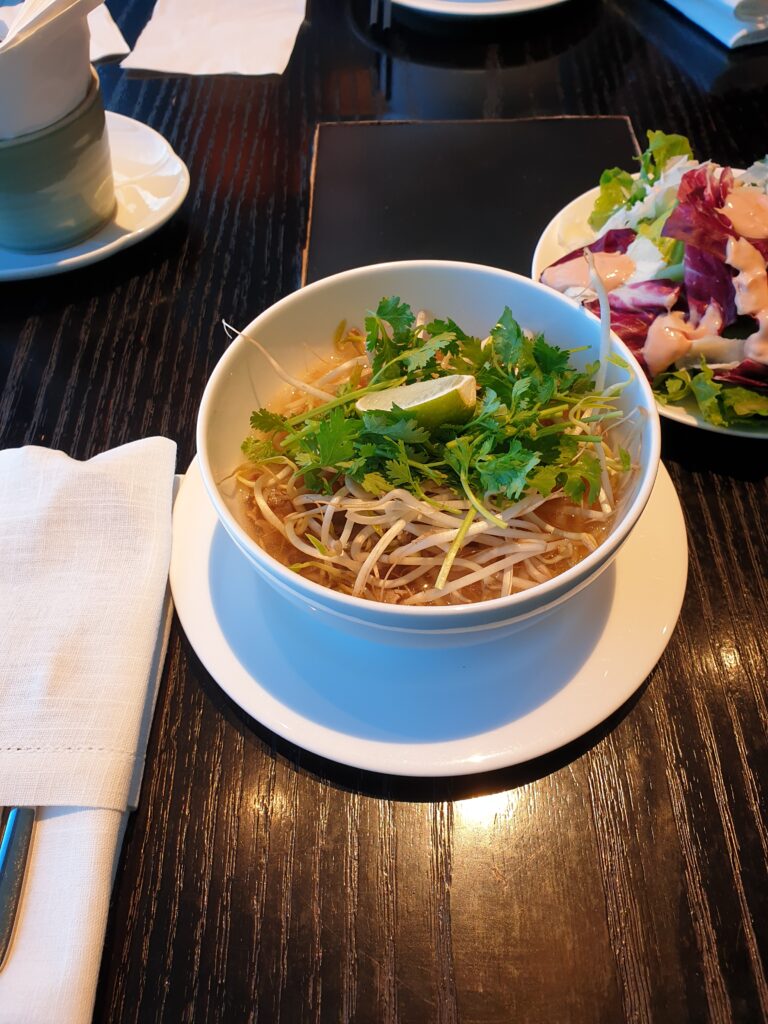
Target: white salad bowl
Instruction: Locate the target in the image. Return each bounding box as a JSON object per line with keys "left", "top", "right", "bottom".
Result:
{"left": 197, "top": 260, "right": 661, "bottom": 646}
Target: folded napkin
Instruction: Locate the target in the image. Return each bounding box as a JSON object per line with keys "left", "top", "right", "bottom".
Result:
{"left": 120, "top": 0, "right": 306, "bottom": 76}
{"left": 0, "top": 2, "right": 129, "bottom": 61}
{"left": 661, "top": 0, "right": 768, "bottom": 47}
{"left": 0, "top": 438, "right": 176, "bottom": 1024}
{"left": 0, "top": 0, "right": 102, "bottom": 138}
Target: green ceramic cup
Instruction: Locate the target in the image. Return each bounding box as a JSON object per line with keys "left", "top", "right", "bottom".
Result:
{"left": 0, "top": 68, "right": 116, "bottom": 252}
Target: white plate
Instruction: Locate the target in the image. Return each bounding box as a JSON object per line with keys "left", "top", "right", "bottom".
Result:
{"left": 531, "top": 183, "right": 768, "bottom": 439}
{"left": 0, "top": 112, "right": 190, "bottom": 281}
{"left": 169, "top": 457, "right": 688, "bottom": 777}
{"left": 392, "top": 0, "right": 570, "bottom": 16}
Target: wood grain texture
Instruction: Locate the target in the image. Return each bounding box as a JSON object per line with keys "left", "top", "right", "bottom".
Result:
{"left": 1, "top": 0, "right": 766, "bottom": 1021}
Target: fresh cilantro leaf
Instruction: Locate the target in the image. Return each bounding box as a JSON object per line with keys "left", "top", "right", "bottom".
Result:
{"left": 476, "top": 388, "right": 502, "bottom": 419}
{"left": 562, "top": 454, "right": 602, "bottom": 504}
{"left": 491, "top": 307, "right": 526, "bottom": 372}
{"left": 250, "top": 408, "right": 288, "bottom": 433}
{"left": 316, "top": 407, "right": 360, "bottom": 465}
{"left": 402, "top": 331, "right": 456, "bottom": 373}
{"left": 477, "top": 442, "right": 541, "bottom": 500}
{"left": 476, "top": 365, "right": 515, "bottom": 407}
{"left": 361, "top": 411, "right": 430, "bottom": 444}
{"left": 361, "top": 472, "right": 390, "bottom": 496}
{"left": 528, "top": 464, "right": 560, "bottom": 497}
{"left": 241, "top": 436, "right": 281, "bottom": 463}
{"left": 384, "top": 457, "right": 414, "bottom": 489}
{"left": 365, "top": 297, "right": 415, "bottom": 378}
{"left": 532, "top": 335, "right": 570, "bottom": 376}
{"left": 511, "top": 377, "right": 536, "bottom": 410}
{"left": 367, "top": 296, "right": 414, "bottom": 335}
{"left": 533, "top": 374, "right": 556, "bottom": 407}
{"left": 425, "top": 318, "right": 470, "bottom": 344}
{"left": 451, "top": 334, "right": 487, "bottom": 375}
{"left": 442, "top": 436, "right": 476, "bottom": 488}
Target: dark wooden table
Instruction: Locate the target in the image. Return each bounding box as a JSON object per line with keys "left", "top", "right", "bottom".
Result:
{"left": 2, "top": 0, "right": 767, "bottom": 1020}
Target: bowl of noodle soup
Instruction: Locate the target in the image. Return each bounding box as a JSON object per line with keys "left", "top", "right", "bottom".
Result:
{"left": 197, "top": 260, "right": 660, "bottom": 646}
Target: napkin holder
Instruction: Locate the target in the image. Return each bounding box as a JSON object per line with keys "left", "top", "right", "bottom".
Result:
{"left": 0, "top": 9, "right": 116, "bottom": 252}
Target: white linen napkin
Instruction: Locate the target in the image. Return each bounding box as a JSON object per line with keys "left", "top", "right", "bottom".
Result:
{"left": 661, "top": 0, "right": 768, "bottom": 47}
{"left": 0, "top": 437, "right": 176, "bottom": 1024}
{"left": 120, "top": 0, "right": 306, "bottom": 76}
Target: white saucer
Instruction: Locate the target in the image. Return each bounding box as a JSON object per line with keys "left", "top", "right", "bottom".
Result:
{"left": 392, "top": 0, "right": 571, "bottom": 15}
{"left": 531, "top": 182, "right": 768, "bottom": 440}
{"left": 0, "top": 112, "right": 190, "bottom": 282}
{"left": 169, "top": 458, "right": 687, "bottom": 777}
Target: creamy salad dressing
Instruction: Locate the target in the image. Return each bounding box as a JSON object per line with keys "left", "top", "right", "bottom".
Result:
{"left": 540, "top": 251, "right": 635, "bottom": 293}
{"left": 718, "top": 186, "right": 768, "bottom": 239}
{"left": 726, "top": 236, "right": 768, "bottom": 363}
{"left": 643, "top": 236, "right": 768, "bottom": 374}
{"left": 642, "top": 305, "right": 724, "bottom": 377}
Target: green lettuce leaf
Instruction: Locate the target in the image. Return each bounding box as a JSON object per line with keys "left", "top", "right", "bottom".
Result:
{"left": 588, "top": 167, "right": 643, "bottom": 231}
{"left": 639, "top": 130, "right": 693, "bottom": 184}
{"left": 721, "top": 386, "right": 768, "bottom": 419}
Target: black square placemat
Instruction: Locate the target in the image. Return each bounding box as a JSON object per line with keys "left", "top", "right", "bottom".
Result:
{"left": 303, "top": 116, "right": 639, "bottom": 284}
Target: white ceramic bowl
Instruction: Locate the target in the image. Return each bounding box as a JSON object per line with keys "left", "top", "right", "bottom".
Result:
{"left": 197, "top": 260, "right": 661, "bottom": 646}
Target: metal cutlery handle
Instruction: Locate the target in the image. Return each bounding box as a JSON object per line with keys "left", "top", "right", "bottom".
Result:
{"left": 0, "top": 807, "right": 36, "bottom": 971}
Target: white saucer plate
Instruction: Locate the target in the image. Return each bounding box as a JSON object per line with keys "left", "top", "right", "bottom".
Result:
{"left": 169, "top": 458, "right": 688, "bottom": 777}
{"left": 0, "top": 111, "right": 190, "bottom": 282}
{"left": 531, "top": 183, "right": 768, "bottom": 440}
{"left": 392, "top": 0, "right": 571, "bottom": 15}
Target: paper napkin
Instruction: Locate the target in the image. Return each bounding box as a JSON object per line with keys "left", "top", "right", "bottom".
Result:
{"left": 0, "top": 0, "right": 100, "bottom": 138}
{"left": 120, "top": 0, "right": 306, "bottom": 76}
{"left": 0, "top": 2, "right": 129, "bottom": 61}
{"left": 87, "top": 3, "right": 129, "bottom": 61}
{"left": 661, "top": 0, "right": 768, "bottom": 47}
{"left": 0, "top": 438, "right": 176, "bottom": 1024}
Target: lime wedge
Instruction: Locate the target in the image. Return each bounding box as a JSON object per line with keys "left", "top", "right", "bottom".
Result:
{"left": 356, "top": 375, "right": 477, "bottom": 429}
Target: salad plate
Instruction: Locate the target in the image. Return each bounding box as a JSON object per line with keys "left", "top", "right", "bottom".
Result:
{"left": 0, "top": 112, "right": 189, "bottom": 282}
{"left": 391, "top": 0, "right": 571, "bottom": 16}
{"left": 169, "top": 457, "right": 687, "bottom": 777}
{"left": 531, "top": 180, "right": 768, "bottom": 440}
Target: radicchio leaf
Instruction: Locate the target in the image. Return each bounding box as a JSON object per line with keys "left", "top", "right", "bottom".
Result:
{"left": 602, "top": 279, "right": 681, "bottom": 313}
{"left": 662, "top": 165, "right": 736, "bottom": 260}
{"left": 545, "top": 228, "right": 637, "bottom": 270}
{"left": 713, "top": 359, "right": 768, "bottom": 391}
{"left": 683, "top": 245, "right": 737, "bottom": 327}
